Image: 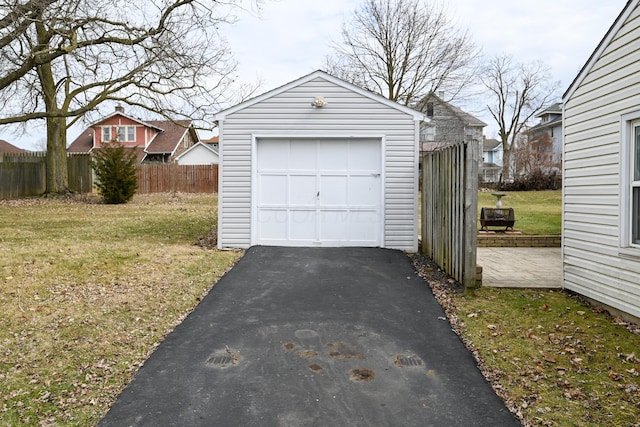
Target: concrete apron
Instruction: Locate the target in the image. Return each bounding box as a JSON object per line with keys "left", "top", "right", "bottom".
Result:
{"left": 99, "top": 247, "right": 520, "bottom": 427}
{"left": 477, "top": 247, "right": 562, "bottom": 288}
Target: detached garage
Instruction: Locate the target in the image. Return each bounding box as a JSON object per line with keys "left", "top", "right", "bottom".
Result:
{"left": 214, "top": 70, "right": 425, "bottom": 251}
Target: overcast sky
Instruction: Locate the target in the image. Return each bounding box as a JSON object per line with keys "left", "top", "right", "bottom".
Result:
{"left": 3, "top": 0, "right": 628, "bottom": 149}
{"left": 223, "top": 0, "right": 627, "bottom": 138}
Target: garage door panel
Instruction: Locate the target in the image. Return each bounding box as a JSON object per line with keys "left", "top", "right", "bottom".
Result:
{"left": 258, "top": 210, "right": 288, "bottom": 240}
{"left": 319, "top": 211, "right": 349, "bottom": 241}
{"left": 319, "top": 140, "right": 348, "bottom": 170}
{"left": 259, "top": 175, "right": 287, "bottom": 205}
{"left": 290, "top": 210, "right": 317, "bottom": 241}
{"left": 349, "top": 211, "right": 380, "bottom": 241}
{"left": 290, "top": 142, "right": 317, "bottom": 170}
{"left": 289, "top": 175, "right": 317, "bottom": 206}
{"left": 349, "top": 139, "right": 381, "bottom": 170}
{"left": 258, "top": 140, "right": 289, "bottom": 170}
{"left": 320, "top": 176, "right": 348, "bottom": 206}
{"left": 349, "top": 176, "right": 378, "bottom": 206}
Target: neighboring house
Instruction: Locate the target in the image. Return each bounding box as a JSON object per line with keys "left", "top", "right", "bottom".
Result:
{"left": 562, "top": 0, "right": 640, "bottom": 321}
{"left": 418, "top": 92, "right": 485, "bottom": 152}
{"left": 527, "top": 102, "right": 563, "bottom": 167}
{"left": 0, "top": 140, "right": 27, "bottom": 153}
{"left": 481, "top": 137, "right": 502, "bottom": 183}
{"left": 68, "top": 105, "right": 199, "bottom": 163}
{"left": 175, "top": 141, "right": 219, "bottom": 165}
{"left": 417, "top": 92, "right": 487, "bottom": 178}
{"left": 214, "top": 70, "right": 425, "bottom": 251}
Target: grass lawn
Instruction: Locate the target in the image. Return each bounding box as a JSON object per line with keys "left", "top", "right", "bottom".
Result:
{"left": 0, "top": 193, "right": 242, "bottom": 426}
{"left": 452, "top": 288, "right": 640, "bottom": 426}
{"left": 413, "top": 256, "right": 640, "bottom": 426}
{"left": 3, "top": 191, "right": 636, "bottom": 426}
{"left": 478, "top": 190, "right": 561, "bottom": 235}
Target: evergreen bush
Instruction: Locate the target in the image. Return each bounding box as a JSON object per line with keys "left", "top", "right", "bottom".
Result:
{"left": 91, "top": 142, "right": 138, "bottom": 204}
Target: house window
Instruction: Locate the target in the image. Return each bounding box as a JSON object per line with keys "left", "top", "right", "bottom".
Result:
{"left": 633, "top": 125, "right": 640, "bottom": 244}
{"left": 426, "top": 102, "right": 434, "bottom": 117}
{"left": 127, "top": 126, "right": 135, "bottom": 142}
{"left": 117, "top": 126, "right": 126, "bottom": 142}
{"left": 102, "top": 127, "right": 111, "bottom": 142}
{"left": 621, "top": 112, "right": 640, "bottom": 250}
{"left": 422, "top": 126, "right": 435, "bottom": 142}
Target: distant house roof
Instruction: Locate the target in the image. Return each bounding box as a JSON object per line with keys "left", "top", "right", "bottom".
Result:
{"left": 175, "top": 141, "right": 219, "bottom": 162}
{"left": 144, "top": 120, "right": 194, "bottom": 155}
{"left": 529, "top": 115, "right": 563, "bottom": 132}
{"left": 535, "top": 102, "right": 563, "bottom": 118}
{"left": 426, "top": 93, "right": 487, "bottom": 127}
{"left": 201, "top": 136, "right": 218, "bottom": 144}
{"left": 483, "top": 138, "right": 501, "bottom": 151}
{"left": 0, "top": 139, "right": 27, "bottom": 153}
{"left": 68, "top": 131, "right": 93, "bottom": 153}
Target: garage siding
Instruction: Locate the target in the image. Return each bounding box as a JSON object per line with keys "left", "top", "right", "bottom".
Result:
{"left": 563, "top": 4, "right": 640, "bottom": 319}
{"left": 217, "top": 74, "right": 420, "bottom": 251}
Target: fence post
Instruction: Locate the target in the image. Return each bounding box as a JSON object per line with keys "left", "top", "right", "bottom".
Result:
{"left": 463, "top": 140, "right": 479, "bottom": 294}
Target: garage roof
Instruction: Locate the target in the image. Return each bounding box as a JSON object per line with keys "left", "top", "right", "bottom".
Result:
{"left": 214, "top": 70, "right": 427, "bottom": 122}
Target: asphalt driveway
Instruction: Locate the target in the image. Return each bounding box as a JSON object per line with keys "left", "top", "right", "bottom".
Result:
{"left": 99, "top": 247, "right": 519, "bottom": 426}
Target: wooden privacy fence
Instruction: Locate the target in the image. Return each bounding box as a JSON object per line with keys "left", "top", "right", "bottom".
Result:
{"left": 0, "top": 152, "right": 92, "bottom": 199}
{"left": 422, "top": 141, "right": 479, "bottom": 291}
{"left": 136, "top": 164, "right": 218, "bottom": 193}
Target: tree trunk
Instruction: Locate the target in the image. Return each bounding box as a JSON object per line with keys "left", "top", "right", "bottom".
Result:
{"left": 45, "top": 116, "right": 69, "bottom": 194}
{"left": 502, "top": 147, "right": 512, "bottom": 182}
{"left": 36, "top": 21, "right": 69, "bottom": 194}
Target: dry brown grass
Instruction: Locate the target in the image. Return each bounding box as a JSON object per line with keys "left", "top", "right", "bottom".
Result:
{"left": 0, "top": 193, "right": 242, "bottom": 426}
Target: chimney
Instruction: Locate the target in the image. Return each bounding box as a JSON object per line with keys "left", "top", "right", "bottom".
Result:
{"left": 115, "top": 104, "right": 124, "bottom": 114}
{"left": 438, "top": 91, "right": 444, "bottom": 99}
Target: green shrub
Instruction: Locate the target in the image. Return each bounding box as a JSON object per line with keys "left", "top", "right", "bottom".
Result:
{"left": 91, "top": 142, "right": 138, "bottom": 204}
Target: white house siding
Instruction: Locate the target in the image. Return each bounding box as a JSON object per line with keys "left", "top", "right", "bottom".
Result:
{"left": 217, "top": 75, "right": 420, "bottom": 251}
{"left": 563, "top": 5, "right": 640, "bottom": 319}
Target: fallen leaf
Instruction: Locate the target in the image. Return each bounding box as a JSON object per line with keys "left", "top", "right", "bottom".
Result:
{"left": 608, "top": 370, "right": 623, "bottom": 381}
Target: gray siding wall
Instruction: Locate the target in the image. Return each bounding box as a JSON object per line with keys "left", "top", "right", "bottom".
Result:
{"left": 563, "top": 6, "right": 640, "bottom": 319}
{"left": 218, "top": 76, "right": 419, "bottom": 251}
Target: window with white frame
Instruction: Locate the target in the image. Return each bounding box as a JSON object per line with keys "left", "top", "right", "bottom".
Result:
{"left": 102, "top": 127, "right": 111, "bottom": 142}
{"left": 115, "top": 125, "right": 136, "bottom": 142}
{"left": 621, "top": 113, "right": 640, "bottom": 250}
{"left": 632, "top": 125, "right": 640, "bottom": 245}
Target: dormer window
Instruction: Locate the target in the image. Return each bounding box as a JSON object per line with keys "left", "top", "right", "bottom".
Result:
{"left": 426, "top": 102, "right": 434, "bottom": 117}
{"left": 116, "top": 126, "right": 136, "bottom": 142}
{"left": 102, "top": 127, "right": 111, "bottom": 142}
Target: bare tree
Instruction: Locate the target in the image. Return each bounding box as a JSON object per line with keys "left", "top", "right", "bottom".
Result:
{"left": 481, "top": 54, "right": 559, "bottom": 181}
{"left": 326, "top": 0, "right": 479, "bottom": 107}
{"left": 514, "top": 130, "right": 559, "bottom": 176}
{"left": 0, "top": 0, "right": 256, "bottom": 193}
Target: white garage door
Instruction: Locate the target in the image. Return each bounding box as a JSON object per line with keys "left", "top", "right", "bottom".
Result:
{"left": 255, "top": 138, "right": 382, "bottom": 247}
